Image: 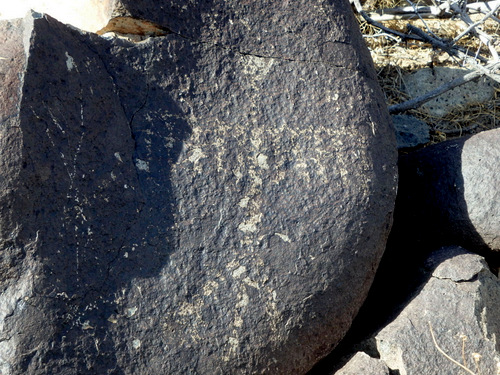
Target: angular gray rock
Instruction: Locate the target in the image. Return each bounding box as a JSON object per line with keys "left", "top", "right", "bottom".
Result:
{"left": 392, "top": 114, "right": 430, "bottom": 149}
{"left": 374, "top": 247, "right": 500, "bottom": 375}
{"left": 0, "top": 3, "right": 397, "bottom": 374}
{"left": 395, "top": 128, "right": 500, "bottom": 253}
{"left": 334, "top": 352, "right": 390, "bottom": 375}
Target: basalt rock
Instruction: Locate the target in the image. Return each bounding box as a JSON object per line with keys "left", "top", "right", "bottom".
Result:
{"left": 327, "top": 247, "right": 500, "bottom": 375}
{"left": 394, "top": 128, "right": 500, "bottom": 254}
{"left": 334, "top": 352, "right": 390, "bottom": 375}
{"left": 373, "top": 247, "right": 500, "bottom": 375}
{"left": 0, "top": 3, "right": 397, "bottom": 374}
{"left": 103, "top": 0, "right": 376, "bottom": 75}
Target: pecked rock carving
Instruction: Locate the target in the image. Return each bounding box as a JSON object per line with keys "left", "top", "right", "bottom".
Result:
{"left": 0, "top": 1, "right": 397, "bottom": 374}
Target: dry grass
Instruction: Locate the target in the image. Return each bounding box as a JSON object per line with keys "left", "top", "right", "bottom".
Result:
{"left": 354, "top": 0, "right": 500, "bottom": 144}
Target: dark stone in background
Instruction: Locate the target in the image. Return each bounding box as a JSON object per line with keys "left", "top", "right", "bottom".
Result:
{"left": 0, "top": 2, "right": 397, "bottom": 373}
{"left": 392, "top": 114, "right": 430, "bottom": 149}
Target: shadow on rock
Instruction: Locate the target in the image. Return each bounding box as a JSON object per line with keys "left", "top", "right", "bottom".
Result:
{"left": 308, "top": 135, "right": 500, "bottom": 374}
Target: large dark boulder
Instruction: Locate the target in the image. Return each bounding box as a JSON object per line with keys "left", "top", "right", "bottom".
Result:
{"left": 0, "top": 3, "right": 397, "bottom": 374}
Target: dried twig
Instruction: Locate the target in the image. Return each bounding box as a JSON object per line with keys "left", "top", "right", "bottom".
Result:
{"left": 453, "top": 1, "right": 500, "bottom": 45}
{"left": 365, "top": 4, "right": 451, "bottom": 21}
{"left": 406, "top": 24, "right": 489, "bottom": 63}
{"left": 361, "top": 1, "right": 500, "bottom": 21}
{"left": 450, "top": 1, "right": 499, "bottom": 60}
{"left": 359, "top": 10, "right": 426, "bottom": 42}
{"left": 428, "top": 322, "right": 477, "bottom": 375}
{"left": 466, "top": 0, "right": 500, "bottom": 16}
{"left": 389, "top": 69, "right": 482, "bottom": 114}
{"left": 352, "top": 0, "right": 500, "bottom": 114}
{"left": 406, "top": 0, "right": 439, "bottom": 38}
{"left": 389, "top": 61, "right": 500, "bottom": 114}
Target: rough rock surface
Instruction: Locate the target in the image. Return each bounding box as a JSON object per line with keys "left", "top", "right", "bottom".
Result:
{"left": 373, "top": 247, "right": 500, "bottom": 375}
{"left": 320, "top": 247, "right": 500, "bottom": 375}
{"left": 392, "top": 114, "right": 430, "bottom": 149}
{"left": 107, "top": 0, "right": 377, "bottom": 76}
{"left": 0, "top": 4, "right": 397, "bottom": 375}
{"left": 395, "top": 128, "right": 500, "bottom": 253}
{"left": 334, "top": 352, "right": 390, "bottom": 375}
{"left": 403, "top": 67, "right": 497, "bottom": 117}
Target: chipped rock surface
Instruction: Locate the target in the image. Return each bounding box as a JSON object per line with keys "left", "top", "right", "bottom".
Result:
{"left": 374, "top": 247, "right": 500, "bottom": 375}
{"left": 0, "top": 2, "right": 397, "bottom": 374}
{"left": 334, "top": 352, "right": 390, "bottom": 375}
{"left": 327, "top": 247, "right": 500, "bottom": 375}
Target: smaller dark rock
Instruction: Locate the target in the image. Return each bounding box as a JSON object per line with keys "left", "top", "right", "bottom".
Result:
{"left": 393, "top": 128, "right": 500, "bottom": 253}
{"left": 392, "top": 114, "right": 430, "bottom": 149}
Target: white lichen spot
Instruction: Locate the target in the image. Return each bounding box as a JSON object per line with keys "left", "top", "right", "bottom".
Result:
{"left": 188, "top": 148, "right": 206, "bottom": 164}
{"left": 275, "top": 233, "right": 291, "bottom": 243}
{"left": 238, "top": 213, "right": 263, "bottom": 233}
{"left": 238, "top": 197, "right": 250, "bottom": 208}
{"left": 132, "top": 339, "right": 141, "bottom": 349}
{"left": 226, "top": 260, "right": 239, "bottom": 271}
{"left": 242, "top": 55, "right": 274, "bottom": 80}
{"left": 238, "top": 222, "right": 257, "bottom": 233}
{"left": 126, "top": 307, "right": 137, "bottom": 318}
{"left": 228, "top": 336, "right": 239, "bottom": 347}
{"left": 257, "top": 154, "right": 269, "bottom": 169}
{"left": 135, "top": 159, "right": 150, "bottom": 172}
{"left": 65, "top": 52, "right": 75, "bottom": 71}
{"left": 243, "top": 277, "right": 260, "bottom": 289}
{"left": 232, "top": 265, "right": 246, "bottom": 279}
{"left": 236, "top": 292, "right": 249, "bottom": 308}
{"left": 202, "top": 280, "right": 219, "bottom": 296}
{"left": 178, "top": 302, "right": 195, "bottom": 316}
{"left": 110, "top": 171, "right": 116, "bottom": 180}
{"left": 329, "top": 92, "right": 340, "bottom": 102}
{"left": 114, "top": 152, "right": 123, "bottom": 163}
{"left": 234, "top": 315, "right": 243, "bottom": 328}
{"left": 123, "top": 252, "right": 129, "bottom": 258}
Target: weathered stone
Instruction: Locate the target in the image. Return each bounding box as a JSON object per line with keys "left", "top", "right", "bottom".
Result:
{"left": 403, "top": 67, "right": 497, "bottom": 117}
{"left": 0, "top": 5, "right": 397, "bottom": 375}
{"left": 395, "top": 128, "right": 500, "bottom": 253}
{"left": 374, "top": 247, "right": 500, "bottom": 375}
{"left": 105, "top": 0, "right": 377, "bottom": 78}
{"left": 392, "top": 114, "right": 430, "bottom": 149}
{"left": 334, "top": 352, "right": 390, "bottom": 375}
